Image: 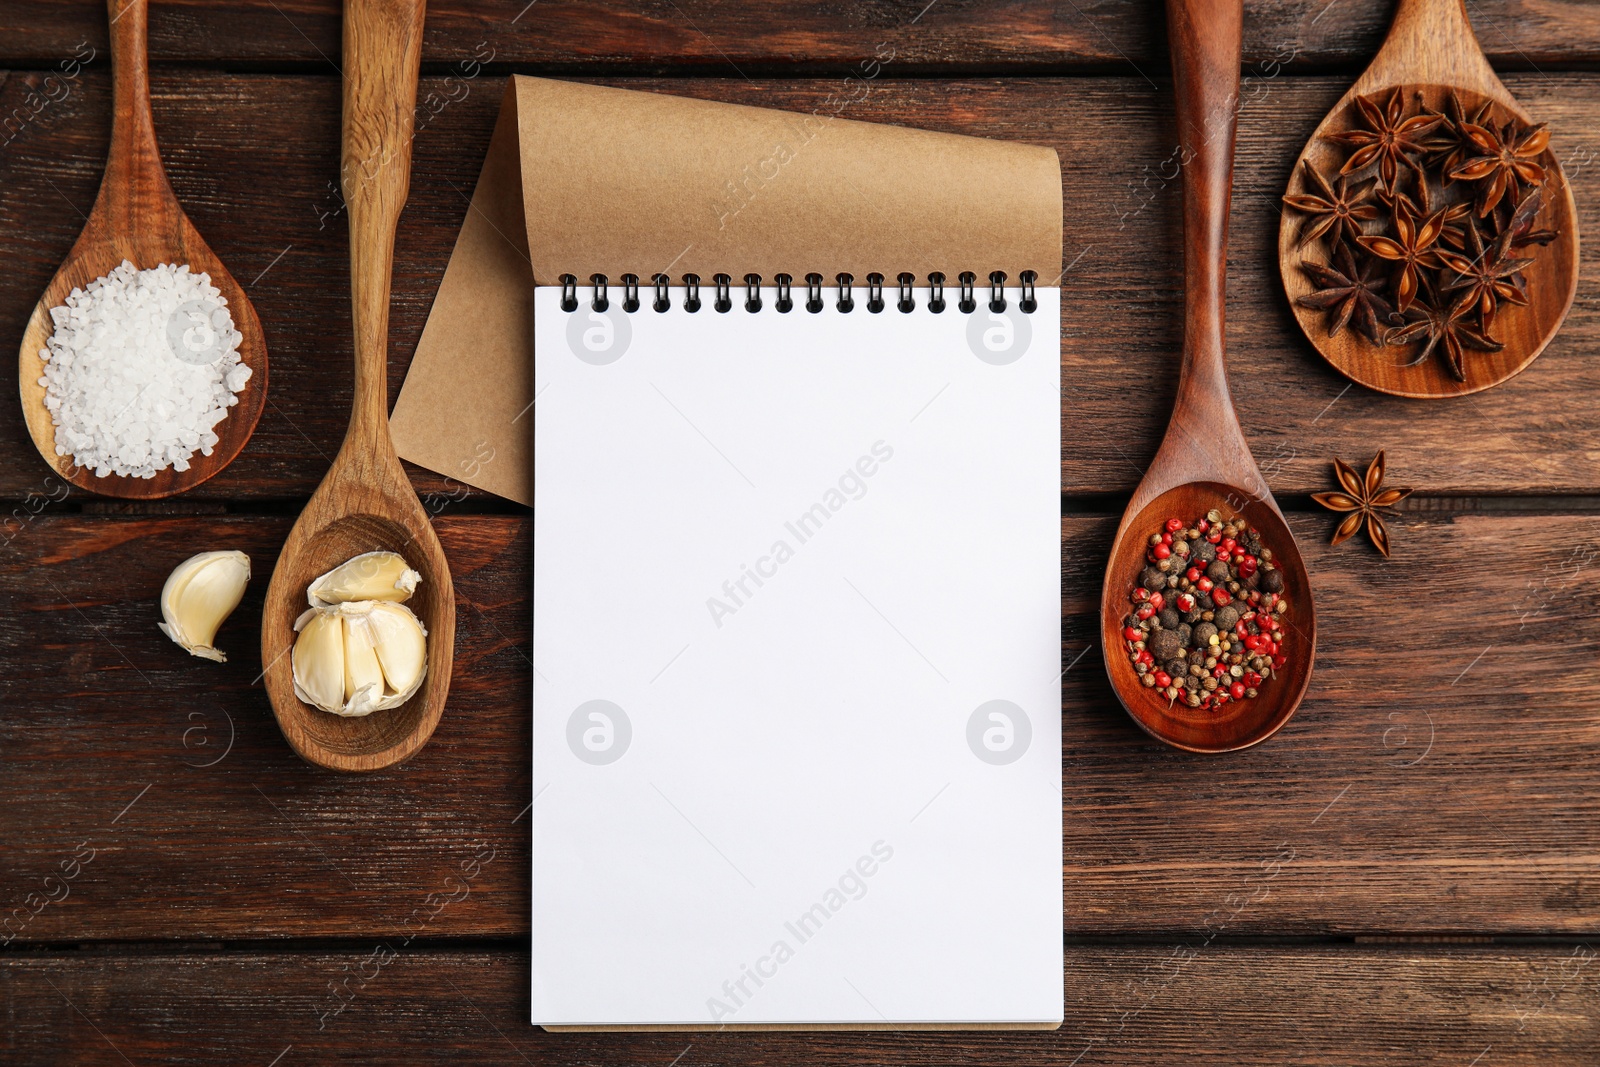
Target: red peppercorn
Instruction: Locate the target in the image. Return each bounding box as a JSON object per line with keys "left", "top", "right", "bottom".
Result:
{"left": 1165, "top": 517, "right": 1183, "bottom": 532}
{"left": 1154, "top": 671, "right": 1172, "bottom": 688}
{"left": 1220, "top": 537, "right": 1236, "bottom": 552}
{"left": 1186, "top": 566, "right": 1202, "bottom": 582}
{"left": 1245, "top": 671, "right": 1263, "bottom": 687}
{"left": 1207, "top": 531, "right": 1222, "bottom": 544}
{"left": 1212, "top": 589, "right": 1231, "bottom": 607}
{"left": 1237, "top": 556, "right": 1257, "bottom": 577}
{"left": 1230, "top": 681, "right": 1246, "bottom": 699}
{"left": 1133, "top": 587, "right": 1151, "bottom": 602}
{"left": 1138, "top": 650, "right": 1153, "bottom": 665}
{"left": 1197, "top": 520, "right": 1210, "bottom": 533}
{"left": 1123, "top": 626, "right": 1141, "bottom": 642}
{"left": 1176, "top": 592, "right": 1196, "bottom": 613}
{"left": 1148, "top": 592, "right": 1165, "bottom": 610}
{"left": 1136, "top": 604, "right": 1155, "bottom": 620}
{"left": 1161, "top": 531, "right": 1173, "bottom": 545}
{"left": 1152, "top": 543, "right": 1171, "bottom": 559}
{"left": 1272, "top": 654, "right": 1287, "bottom": 669}
{"left": 1196, "top": 577, "right": 1213, "bottom": 592}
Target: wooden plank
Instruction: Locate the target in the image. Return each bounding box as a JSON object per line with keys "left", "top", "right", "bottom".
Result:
{"left": 2, "top": 510, "right": 1599, "bottom": 941}
{"left": 2, "top": 72, "right": 1599, "bottom": 501}
{"left": 0, "top": 0, "right": 1597, "bottom": 72}
{"left": 2, "top": 945, "right": 1597, "bottom": 1064}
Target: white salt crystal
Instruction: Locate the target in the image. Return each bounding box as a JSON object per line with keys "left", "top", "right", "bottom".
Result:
{"left": 39, "top": 260, "right": 252, "bottom": 480}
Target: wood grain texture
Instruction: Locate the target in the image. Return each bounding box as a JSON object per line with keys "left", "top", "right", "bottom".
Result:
{"left": 2, "top": 946, "right": 1597, "bottom": 1064}
{"left": 1, "top": 510, "right": 1598, "bottom": 941}
{"left": 4, "top": 71, "right": 1600, "bottom": 502}
{"left": 15, "top": 0, "right": 268, "bottom": 499}
{"left": 0, "top": 0, "right": 1598, "bottom": 72}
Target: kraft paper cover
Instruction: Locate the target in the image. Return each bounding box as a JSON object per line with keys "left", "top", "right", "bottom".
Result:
{"left": 391, "top": 76, "right": 1063, "bottom": 505}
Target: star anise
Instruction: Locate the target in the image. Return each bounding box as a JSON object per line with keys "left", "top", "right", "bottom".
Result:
{"left": 1357, "top": 200, "right": 1446, "bottom": 311}
{"left": 1450, "top": 119, "right": 1549, "bottom": 217}
{"left": 1284, "top": 160, "right": 1380, "bottom": 246}
{"left": 1296, "top": 242, "right": 1393, "bottom": 345}
{"left": 1324, "top": 88, "right": 1443, "bottom": 194}
{"left": 1385, "top": 286, "right": 1503, "bottom": 380}
{"left": 1312, "top": 452, "right": 1411, "bottom": 558}
{"left": 1435, "top": 218, "right": 1532, "bottom": 330}
{"left": 1424, "top": 89, "right": 1494, "bottom": 182}
{"left": 1503, "top": 187, "right": 1559, "bottom": 250}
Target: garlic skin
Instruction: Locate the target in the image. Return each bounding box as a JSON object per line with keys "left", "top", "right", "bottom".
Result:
{"left": 292, "top": 600, "right": 428, "bottom": 717}
{"left": 307, "top": 551, "right": 421, "bottom": 608}
{"left": 158, "top": 550, "right": 251, "bottom": 662}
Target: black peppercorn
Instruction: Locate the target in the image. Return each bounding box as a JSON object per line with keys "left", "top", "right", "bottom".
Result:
{"left": 1214, "top": 605, "right": 1240, "bottom": 631}
{"left": 1190, "top": 540, "right": 1216, "bottom": 563}
{"left": 1158, "top": 607, "right": 1180, "bottom": 629}
{"left": 1261, "top": 567, "right": 1284, "bottom": 593}
{"left": 1206, "top": 560, "right": 1230, "bottom": 583}
{"left": 1191, "top": 622, "right": 1218, "bottom": 648}
{"left": 1148, "top": 629, "right": 1182, "bottom": 661}
{"left": 1140, "top": 566, "right": 1164, "bottom": 589}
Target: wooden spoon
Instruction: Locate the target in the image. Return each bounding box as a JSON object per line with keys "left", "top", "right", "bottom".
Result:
{"left": 260, "top": 0, "right": 453, "bottom": 773}
{"left": 17, "top": 0, "right": 268, "bottom": 499}
{"left": 1099, "top": 0, "right": 1316, "bottom": 753}
{"left": 1279, "top": 0, "right": 1579, "bottom": 398}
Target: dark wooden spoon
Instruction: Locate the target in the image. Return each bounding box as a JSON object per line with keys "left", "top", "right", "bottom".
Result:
{"left": 17, "top": 0, "right": 267, "bottom": 498}
{"left": 1099, "top": 0, "right": 1316, "bottom": 753}
{"left": 260, "top": 0, "right": 454, "bottom": 773}
{"left": 1279, "top": 0, "right": 1579, "bottom": 398}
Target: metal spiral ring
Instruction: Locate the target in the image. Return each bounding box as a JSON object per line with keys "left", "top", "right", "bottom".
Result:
{"left": 928, "top": 271, "right": 946, "bottom": 314}
{"left": 1019, "top": 270, "right": 1037, "bottom": 314}
{"left": 713, "top": 273, "right": 733, "bottom": 313}
{"left": 744, "top": 273, "right": 763, "bottom": 313}
{"left": 775, "top": 273, "right": 793, "bottom": 313}
{"left": 866, "top": 272, "right": 885, "bottom": 313}
{"left": 621, "top": 273, "right": 640, "bottom": 313}
{"left": 652, "top": 273, "right": 671, "bottom": 312}
{"left": 897, "top": 272, "right": 915, "bottom": 313}
{"left": 957, "top": 272, "right": 976, "bottom": 314}
{"left": 988, "top": 270, "right": 1007, "bottom": 314}
{"left": 836, "top": 273, "right": 855, "bottom": 313}
{"left": 683, "top": 273, "right": 702, "bottom": 313}
{"left": 560, "top": 274, "right": 578, "bottom": 312}
{"left": 805, "top": 273, "right": 824, "bottom": 313}
{"left": 590, "top": 273, "right": 609, "bottom": 313}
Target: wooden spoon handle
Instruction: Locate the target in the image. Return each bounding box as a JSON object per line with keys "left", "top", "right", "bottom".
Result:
{"left": 105, "top": 0, "right": 164, "bottom": 193}
{"left": 341, "top": 0, "right": 427, "bottom": 435}
{"left": 1167, "top": 0, "right": 1241, "bottom": 421}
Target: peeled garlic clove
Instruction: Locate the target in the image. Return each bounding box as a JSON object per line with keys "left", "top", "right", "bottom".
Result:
{"left": 292, "top": 607, "right": 347, "bottom": 715}
{"left": 158, "top": 550, "right": 251, "bottom": 663}
{"left": 307, "top": 551, "right": 421, "bottom": 608}
{"left": 341, "top": 605, "right": 387, "bottom": 712}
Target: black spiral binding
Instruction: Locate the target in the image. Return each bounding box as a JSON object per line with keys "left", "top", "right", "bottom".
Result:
{"left": 556, "top": 272, "right": 1040, "bottom": 314}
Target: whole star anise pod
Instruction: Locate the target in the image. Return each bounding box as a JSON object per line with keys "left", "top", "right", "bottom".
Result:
{"left": 1386, "top": 286, "right": 1503, "bottom": 380}
{"left": 1284, "top": 160, "right": 1380, "bottom": 246}
{"left": 1436, "top": 219, "right": 1532, "bottom": 330}
{"left": 1424, "top": 89, "right": 1494, "bottom": 182}
{"left": 1312, "top": 452, "right": 1411, "bottom": 558}
{"left": 1357, "top": 200, "right": 1446, "bottom": 311}
{"left": 1324, "top": 88, "right": 1443, "bottom": 194}
{"left": 1296, "top": 242, "right": 1393, "bottom": 345}
{"left": 1450, "top": 119, "right": 1549, "bottom": 217}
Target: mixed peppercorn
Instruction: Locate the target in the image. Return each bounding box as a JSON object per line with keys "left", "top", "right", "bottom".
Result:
{"left": 1121, "top": 509, "right": 1289, "bottom": 711}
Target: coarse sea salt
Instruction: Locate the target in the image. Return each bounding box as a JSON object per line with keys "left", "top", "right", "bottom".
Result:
{"left": 39, "top": 260, "right": 252, "bottom": 480}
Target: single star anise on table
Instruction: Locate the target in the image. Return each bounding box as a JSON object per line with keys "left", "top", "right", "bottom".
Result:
{"left": 1283, "top": 160, "right": 1380, "bottom": 246}
{"left": 1435, "top": 219, "right": 1532, "bottom": 330}
{"left": 1323, "top": 87, "right": 1443, "bottom": 194}
{"left": 1357, "top": 200, "right": 1446, "bottom": 311}
{"left": 1295, "top": 242, "right": 1393, "bottom": 345}
{"left": 1450, "top": 118, "right": 1549, "bottom": 217}
{"left": 1385, "top": 284, "right": 1503, "bottom": 380}
{"left": 1312, "top": 451, "right": 1412, "bottom": 558}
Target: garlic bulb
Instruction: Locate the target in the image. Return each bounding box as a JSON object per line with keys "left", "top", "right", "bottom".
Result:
{"left": 158, "top": 550, "right": 251, "bottom": 662}
{"left": 307, "top": 551, "right": 421, "bottom": 608}
{"left": 292, "top": 600, "right": 428, "bottom": 717}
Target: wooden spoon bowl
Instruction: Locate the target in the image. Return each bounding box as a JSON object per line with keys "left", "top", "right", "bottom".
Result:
{"left": 17, "top": 0, "right": 266, "bottom": 498}
{"left": 1279, "top": 0, "right": 1579, "bottom": 398}
{"left": 261, "top": 0, "right": 451, "bottom": 773}
{"left": 1101, "top": 0, "right": 1316, "bottom": 752}
{"left": 1100, "top": 482, "right": 1315, "bottom": 753}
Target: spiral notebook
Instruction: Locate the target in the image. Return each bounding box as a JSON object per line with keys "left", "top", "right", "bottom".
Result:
{"left": 392, "top": 77, "right": 1064, "bottom": 1029}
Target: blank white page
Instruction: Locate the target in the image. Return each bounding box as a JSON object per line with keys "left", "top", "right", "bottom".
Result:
{"left": 532, "top": 284, "right": 1061, "bottom": 1027}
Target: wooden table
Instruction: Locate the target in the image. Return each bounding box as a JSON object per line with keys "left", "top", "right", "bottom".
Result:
{"left": 3, "top": 2, "right": 1599, "bottom": 1062}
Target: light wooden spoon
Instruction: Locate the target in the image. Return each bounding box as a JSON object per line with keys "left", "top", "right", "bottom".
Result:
{"left": 1279, "top": 0, "right": 1579, "bottom": 398}
{"left": 260, "top": 0, "right": 453, "bottom": 773}
{"left": 18, "top": 0, "right": 268, "bottom": 498}
{"left": 1099, "top": 0, "right": 1316, "bottom": 753}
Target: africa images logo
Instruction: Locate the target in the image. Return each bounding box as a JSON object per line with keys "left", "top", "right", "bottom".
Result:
{"left": 566, "top": 302, "right": 632, "bottom": 365}
{"left": 965, "top": 303, "right": 1032, "bottom": 366}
